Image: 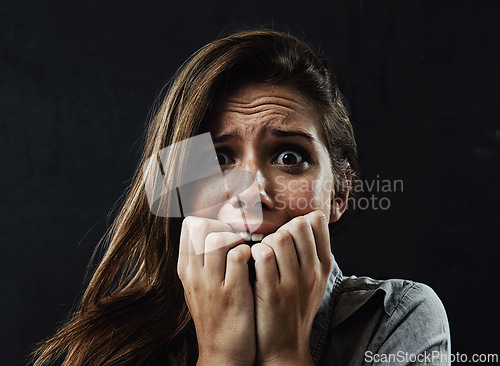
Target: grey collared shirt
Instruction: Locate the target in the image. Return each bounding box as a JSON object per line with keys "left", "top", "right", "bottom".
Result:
{"left": 310, "top": 256, "right": 451, "bottom": 365}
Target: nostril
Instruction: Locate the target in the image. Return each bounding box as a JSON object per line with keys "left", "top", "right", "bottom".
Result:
{"left": 255, "top": 201, "right": 267, "bottom": 209}
{"left": 235, "top": 200, "right": 246, "bottom": 208}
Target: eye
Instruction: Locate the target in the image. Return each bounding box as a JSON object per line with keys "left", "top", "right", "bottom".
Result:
{"left": 213, "top": 150, "right": 234, "bottom": 166}
{"left": 272, "top": 146, "right": 311, "bottom": 173}
{"left": 275, "top": 150, "right": 304, "bottom": 165}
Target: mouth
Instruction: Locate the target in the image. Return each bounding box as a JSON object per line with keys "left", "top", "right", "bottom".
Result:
{"left": 228, "top": 222, "right": 278, "bottom": 245}
{"left": 234, "top": 231, "right": 268, "bottom": 242}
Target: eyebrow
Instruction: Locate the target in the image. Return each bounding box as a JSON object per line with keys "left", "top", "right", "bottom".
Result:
{"left": 212, "top": 129, "right": 318, "bottom": 144}
{"left": 270, "top": 129, "right": 317, "bottom": 142}
{"left": 212, "top": 134, "right": 234, "bottom": 143}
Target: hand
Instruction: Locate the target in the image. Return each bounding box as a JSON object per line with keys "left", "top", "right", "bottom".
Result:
{"left": 251, "top": 210, "right": 333, "bottom": 365}
{"left": 177, "top": 217, "right": 255, "bottom": 366}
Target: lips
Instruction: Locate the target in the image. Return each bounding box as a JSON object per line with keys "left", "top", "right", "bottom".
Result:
{"left": 229, "top": 222, "right": 279, "bottom": 234}
{"left": 234, "top": 231, "right": 267, "bottom": 242}
{"left": 229, "top": 222, "right": 278, "bottom": 243}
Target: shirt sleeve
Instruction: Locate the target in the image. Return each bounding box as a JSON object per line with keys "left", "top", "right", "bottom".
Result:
{"left": 368, "top": 282, "right": 451, "bottom": 366}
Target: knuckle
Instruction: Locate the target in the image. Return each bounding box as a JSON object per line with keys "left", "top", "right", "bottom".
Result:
{"left": 227, "top": 246, "right": 248, "bottom": 263}
{"left": 177, "top": 266, "right": 188, "bottom": 284}
{"left": 292, "top": 216, "right": 310, "bottom": 230}
{"left": 310, "top": 210, "right": 327, "bottom": 225}
{"left": 176, "top": 266, "right": 184, "bottom": 279}
{"left": 253, "top": 243, "right": 275, "bottom": 262}
{"left": 189, "top": 217, "right": 209, "bottom": 233}
{"left": 204, "top": 232, "right": 224, "bottom": 251}
{"left": 323, "top": 255, "right": 333, "bottom": 274}
{"left": 303, "top": 266, "right": 321, "bottom": 287}
{"left": 176, "top": 259, "right": 189, "bottom": 278}
{"left": 181, "top": 216, "right": 193, "bottom": 231}
{"left": 273, "top": 230, "right": 292, "bottom": 246}
{"left": 178, "top": 271, "right": 204, "bottom": 293}
{"left": 205, "top": 233, "right": 241, "bottom": 252}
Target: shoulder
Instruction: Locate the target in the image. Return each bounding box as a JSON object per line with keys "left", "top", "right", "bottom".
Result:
{"left": 383, "top": 279, "right": 449, "bottom": 327}
{"left": 337, "top": 276, "right": 445, "bottom": 315}
{"left": 334, "top": 275, "right": 449, "bottom": 331}
{"left": 322, "top": 275, "right": 451, "bottom": 365}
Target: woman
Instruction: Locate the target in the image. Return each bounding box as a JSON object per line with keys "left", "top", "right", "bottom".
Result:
{"left": 33, "top": 30, "right": 450, "bottom": 365}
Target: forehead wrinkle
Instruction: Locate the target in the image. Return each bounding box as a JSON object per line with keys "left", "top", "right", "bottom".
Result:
{"left": 218, "top": 94, "right": 304, "bottom": 115}
{"left": 218, "top": 103, "right": 295, "bottom": 116}
{"left": 225, "top": 93, "right": 302, "bottom": 106}
{"left": 213, "top": 105, "right": 298, "bottom": 138}
{"left": 214, "top": 118, "right": 286, "bottom": 141}
{"left": 210, "top": 84, "right": 321, "bottom": 141}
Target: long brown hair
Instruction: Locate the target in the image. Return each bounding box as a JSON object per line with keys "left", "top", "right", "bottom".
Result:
{"left": 31, "top": 29, "right": 359, "bottom": 365}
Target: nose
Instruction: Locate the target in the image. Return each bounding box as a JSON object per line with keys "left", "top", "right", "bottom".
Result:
{"left": 230, "top": 171, "right": 274, "bottom": 211}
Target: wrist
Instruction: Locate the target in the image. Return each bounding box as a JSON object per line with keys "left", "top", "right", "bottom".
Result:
{"left": 258, "top": 350, "right": 314, "bottom": 366}
{"left": 197, "top": 352, "right": 255, "bottom": 366}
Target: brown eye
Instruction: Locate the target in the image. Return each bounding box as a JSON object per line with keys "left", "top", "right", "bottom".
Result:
{"left": 214, "top": 151, "right": 233, "bottom": 166}
{"left": 276, "top": 150, "right": 303, "bottom": 165}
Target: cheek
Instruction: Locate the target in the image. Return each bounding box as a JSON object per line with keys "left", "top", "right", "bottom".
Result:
{"left": 185, "top": 205, "right": 221, "bottom": 219}
{"left": 181, "top": 180, "right": 225, "bottom": 218}
{"left": 275, "top": 177, "right": 332, "bottom": 216}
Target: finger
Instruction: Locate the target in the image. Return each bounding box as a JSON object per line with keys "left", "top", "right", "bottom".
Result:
{"left": 251, "top": 243, "right": 279, "bottom": 289}
{"left": 225, "top": 244, "right": 252, "bottom": 289}
{"left": 260, "top": 230, "right": 299, "bottom": 281}
{"left": 205, "top": 232, "right": 244, "bottom": 283}
{"left": 304, "top": 210, "right": 332, "bottom": 267}
{"left": 277, "top": 216, "right": 316, "bottom": 269}
{"left": 178, "top": 216, "right": 193, "bottom": 275}
{"left": 185, "top": 216, "right": 233, "bottom": 268}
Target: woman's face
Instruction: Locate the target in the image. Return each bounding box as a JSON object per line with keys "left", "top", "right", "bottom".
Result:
{"left": 191, "top": 83, "right": 345, "bottom": 237}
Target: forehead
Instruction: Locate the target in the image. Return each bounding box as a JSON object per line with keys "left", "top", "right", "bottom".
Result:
{"left": 208, "top": 83, "right": 322, "bottom": 138}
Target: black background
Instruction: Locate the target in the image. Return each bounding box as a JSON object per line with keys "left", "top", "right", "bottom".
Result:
{"left": 2, "top": 1, "right": 499, "bottom": 365}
